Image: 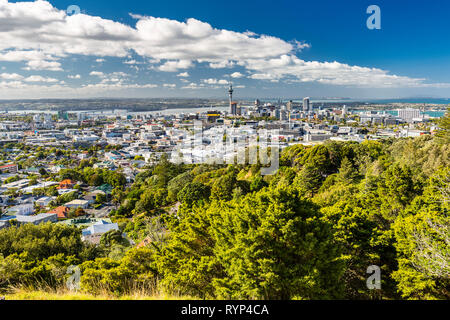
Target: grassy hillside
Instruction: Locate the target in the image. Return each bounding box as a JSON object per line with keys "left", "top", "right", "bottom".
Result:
{"left": 4, "top": 289, "right": 193, "bottom": 300}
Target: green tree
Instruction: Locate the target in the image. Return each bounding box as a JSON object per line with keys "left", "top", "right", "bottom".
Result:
{"left": 89, "top": 174, "right": 103, "bottom": 186}
{"left": 80, "top": 247, "right": 158, "bottom": 296}
{"left": 95, "top": 193, "right": 107, "bottom": 205}
{"left": 177, "top": 182, "right": 211, "bottom": 206}
{"left": 336, "top": 157, "right": 359, "bottom": 184}
{"left": 156, "top": 205, "right": 223, "bottom": 299}
{"left": 211, "top": 187, "right": 344, "bottom": 299}
{"left": 0, "top": 223, "right": 84, "bottom": 261}
{"left": 293, "top": 163, "right": 323, "bottom": 198}
{"left": 152, "top": 154, "right": 182, "bottom": 188}
{"left": 436, "top": 107, "right": 449, "bottom": 144}
{"left": 376, "top": 164, "right": 419, "bottom": 220}
{"left": 392, "top": 168, "right": 449, "bottom": 299}
{"left": 158, "top": 186, "right": 344, "bottom": 300}
{"left": 100, "top": 230, "right": 129, "bottom": 248}
{"left": 211, "top": 172, "right": 237, "bottom": 201}
{"left": 167, "top": 171, "right": 193, "bottom": 203}
{"left": 250, "top": 175, "right": 268, "bottom": 192}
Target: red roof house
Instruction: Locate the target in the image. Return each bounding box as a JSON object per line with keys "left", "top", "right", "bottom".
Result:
{"left": 48, "top": 206, "right": 70, "bottom": 219}
{"left": 58, "top": 179, "right": 76, "bottom": 190}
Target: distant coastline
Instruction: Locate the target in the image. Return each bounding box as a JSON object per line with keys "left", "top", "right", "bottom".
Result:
{"left": 0, "top": 97, "right": 448, "bottom": 113}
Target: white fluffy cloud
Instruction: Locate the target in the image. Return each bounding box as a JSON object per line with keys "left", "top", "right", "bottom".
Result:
{"left": 0, "top": 81, "right": 159, "bottom": 98}
{"left": 89, "top": 71, "right": 105, "bottom": 77}
{"left": 158, "top": 60, "right": 193, "bottom": 72}
{"left": 243, "top": 55, "right": 429, "bottom": 87}
{"left": 181, "top": 82, "right": 205, "bottom": 90}
{"left": 24, "top": 75, "right": 58, "bottom": 83}
{"left": 230, "top": 72, "right": 244, "bottom": 78}
{"left": 0, "top": 49, "right": 62, "bottom": 71}
{"left": 0, "top": 0, "right": 295, "bottom": 73}
{"left": 0, "top": 73, "right": 23, "bottom": 80}
{"left": 0, "top": 0, "right": 446, "bottom": 89}
{"left": 202, "top": 78, "right": 228, "bottom": 85}
{"left": 82, "top": 83, "right": 157, "bottom": 90}
{"left": 209, "top": 61, "right": 235, "bottom": 69}
{"left": 24, "top": 59, "right": 62, "bottom": 71}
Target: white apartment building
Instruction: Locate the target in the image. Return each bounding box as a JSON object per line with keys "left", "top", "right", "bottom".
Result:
{"left": 398, "top": 108, "right": 422, "bottom": 123}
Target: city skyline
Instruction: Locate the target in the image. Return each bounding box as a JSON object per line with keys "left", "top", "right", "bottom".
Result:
{"left": 0, "top": 0, "right": 450, "bottom": 99}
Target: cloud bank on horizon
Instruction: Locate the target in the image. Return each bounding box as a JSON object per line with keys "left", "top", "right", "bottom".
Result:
{"left": 0, "top": 0, "right": 448, "bottom": 99}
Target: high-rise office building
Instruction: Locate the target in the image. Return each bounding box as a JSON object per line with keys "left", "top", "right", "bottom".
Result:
{"left": 230, "top": 102, "right": 238, "bottom": 116}
{"left": 342, "top": 105, "right": 348, "bottom": 117}
{"left": 303, "top": 97, "right": 310, "bottom": 112}
{"left": 287, "top": 100, "right": 293, "bottom": 112}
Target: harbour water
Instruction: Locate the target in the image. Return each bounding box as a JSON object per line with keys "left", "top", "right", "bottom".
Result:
{"left": 0, "top": 98, "right": 447, "bottom": 117}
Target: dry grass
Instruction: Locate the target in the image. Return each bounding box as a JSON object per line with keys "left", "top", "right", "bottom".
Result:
{"left": 2, "top": 284, "right": 195, "bottom": 300}
{"left": 4, "top": 289, "right": 194, "bottom": 300}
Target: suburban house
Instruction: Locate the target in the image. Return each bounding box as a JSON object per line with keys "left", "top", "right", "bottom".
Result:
{"left": 0, "top": 164, "right": 18, "bottom": 174}
{"left": 83, "top": 190, "right": 106, "bottom": 205}
{"left": 6, "top": 203, "right": 34, "bottom": 216}
{"left": 57, "top": 188, "right": 78, "bottom": 195}
{"left": 58, "top": 179, "right": 77, "bottom": 190}
{"left": 21, "top": 181, "right": 59, "bottom": 194}
{"left": 35, "top": 196, "right": 56, "bottom": 207}
{"left": 81, "top": 220, "right": 120, "bottom": 244}
{"left": 97, "top": 184, "right": 113, "bottom": 195}
{"left": 47, "top": 206, "right": 70, "bottom": 219}
{"left": 26, "top": 167, "right": 42, "bottom": 175}
{"left": 16, "top": 213, "right": 58, "bottom": 225}
{"left": 65, "top": 199, "right": 90, "bottom": 209}
{"left": 15, "top": 195, "right": 36, "bottom": 205}
{"left": 0, "top": 213, "right": 58, "bottom": 225}
{"left": 3, "top": 179, "right": 30, "bottom": 190}
{"left": 83, "top": 193, "right": 97, "bottom": 205}
{"left": 0, "top": 195, "right": 10, "bottom": 207}
{"left": 49, "top": 165, "right": 65, "bottom": 173}
{"left": 82, "top": 220, "right": 119, "bottom": 236}
{"left": 93, "top": 161, "right": 116, "bottom": 170}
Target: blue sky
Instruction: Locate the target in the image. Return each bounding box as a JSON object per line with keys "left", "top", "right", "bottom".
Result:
{"left": 0, "top": 0, "right": 449, "bottom": 99}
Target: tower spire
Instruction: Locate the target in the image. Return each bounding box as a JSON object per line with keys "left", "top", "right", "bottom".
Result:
{"left": 228, "top": 82, "right": 234, "bottom": 114}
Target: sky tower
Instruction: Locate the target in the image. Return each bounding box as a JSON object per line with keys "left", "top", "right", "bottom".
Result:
{"left": 228, "top": 82, "right": 238, "bottom": 115}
